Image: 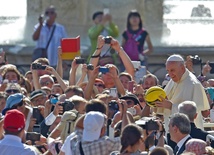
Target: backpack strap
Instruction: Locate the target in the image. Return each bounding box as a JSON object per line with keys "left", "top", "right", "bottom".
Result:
{"left": 126, "top": 29, "right": 144, "bottom": 40}
{"left": 67, "top": 112, "right": 79, "bottom": 135}
{"left": 79, "top": 141, "right": 85, "bottom": 155}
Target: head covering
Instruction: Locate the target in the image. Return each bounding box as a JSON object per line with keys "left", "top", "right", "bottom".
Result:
{"left": 95, "top": 78, "right": 105, "bottom": 85}
{"left": 30, "top": 89, "right": 46, "bottom": 101}
{"left": 120, "top": 93, "right": 140, "bottom": 105}
{"left": 185, "top": 138, "right": 206, "bottom": 155}
{"left": 5, "top": 93, "right": 24, "bottom": 109}
{"left": 166, "top": 54, "right": 184, "bottom": 62}
{"left": 3, "top": 109, "right": 25, "bottom": 132}
{"left": 82, "top": 111, "right": 105, "bottom": 142}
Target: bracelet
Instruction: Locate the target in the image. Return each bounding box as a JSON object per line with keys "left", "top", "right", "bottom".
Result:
{"left": 96, "top": 46, "right": 103, "bottom": 50}
{"left": 91, "top": 53, "right": 100, "bottom": 58}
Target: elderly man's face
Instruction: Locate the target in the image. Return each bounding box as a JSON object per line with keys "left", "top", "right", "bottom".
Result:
{"left": 142, "top": 76, "right": 157, "bottom": 90}
{"left": 166, "top": 61, "right": 185, "bottom": 83}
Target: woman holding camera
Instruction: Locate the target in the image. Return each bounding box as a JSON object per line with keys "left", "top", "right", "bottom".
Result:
{"left": 122, "top": 10, "right": 153, "bottom": 66}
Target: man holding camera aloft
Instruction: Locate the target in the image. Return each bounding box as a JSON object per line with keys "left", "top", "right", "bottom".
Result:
{"left": 32, "top": 5, "right": 67, "bottom": 67}
{"left": 88, "top": 11, "right": 119, "bottom": 65}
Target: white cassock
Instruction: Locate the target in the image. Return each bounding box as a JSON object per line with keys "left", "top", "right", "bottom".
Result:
{"left": 163, "top": 69, "right": 210, "bottom": 130}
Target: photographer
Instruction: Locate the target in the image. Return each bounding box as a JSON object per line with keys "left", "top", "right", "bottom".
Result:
{"left": 89, "top": 35, "right": 135, "bottom": 80}
{"left": 87, "top": 11, "right": 119, "bottom": 64}
{"left": 49, "top": 95, "right": 87, "bottom": 142}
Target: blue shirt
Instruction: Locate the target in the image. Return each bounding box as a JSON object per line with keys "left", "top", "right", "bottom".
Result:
{"left": 34, "top": 22, "right": 67, "bottom": 66}
{"left": 0, "top": 135, "right": 38, "bottom": 155}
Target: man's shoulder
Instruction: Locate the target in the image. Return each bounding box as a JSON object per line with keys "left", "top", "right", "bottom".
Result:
{"left": 23, "top": 144, "right": 38, "bottom": 153}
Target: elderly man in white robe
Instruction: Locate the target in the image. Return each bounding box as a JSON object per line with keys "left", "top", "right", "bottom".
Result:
{"left": 156, "top": 54, "right": 209, "bottom": 130}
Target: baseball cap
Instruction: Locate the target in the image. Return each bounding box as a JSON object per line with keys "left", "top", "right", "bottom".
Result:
{"left": 5, "top": 93, "right": 24, "bottom": 109}
{"left": 82, "top": 111, "right": 106, "bottom": 142}
{"left": 3, "top": 109, "right": 25, "bottom": 132}
{"left": 30, "top": 89, "right": 46, "bottom": 101}
{"left": 120, "top": 93, "right": 140, "bottom": 105}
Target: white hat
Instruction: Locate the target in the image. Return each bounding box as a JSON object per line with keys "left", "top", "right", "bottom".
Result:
{"left": 166, "top": 54, "right": 184, "bottom": 62}
{"left": 83, "top": 111, "right": 105, "bottom": 142}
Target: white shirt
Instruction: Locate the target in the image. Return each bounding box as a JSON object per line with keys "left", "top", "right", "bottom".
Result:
{"left": 61, "top": 132, "right": 76, "bottom": 155}
{"left": 164, "top": 69, "right": 210, "bottom": 130}
{"left": 177, "top": 135, "right": 191, "bottom": 153}
{"left": 45, "top": 112, "right": 57, "bottom": 126}
{"left": 0, "top": 135, "right": 38, "bottom": 155}
{"left": 34, "top": 22, "right": 67, "bottom": 66}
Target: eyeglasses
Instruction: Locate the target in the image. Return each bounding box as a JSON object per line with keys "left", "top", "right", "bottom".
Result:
{"left": 94, "top": 84, "right": 104, "bottom": 88}
{"left": 31, "top": 97, "right": 45, "bottom": 105}
{"left": 40, "top": 81, "right": 52, "bottom": 86}
{"left": 45, "top": 11, "right": 55, "bottom": 15}
{"left": 11, "top": 100, "right": 24, "bottom": 109}
{"left": 126, "top": 100, "right": 134, "bottom": 105}
{"left": 6, "top": 89, "right": 19, "bottom": 94}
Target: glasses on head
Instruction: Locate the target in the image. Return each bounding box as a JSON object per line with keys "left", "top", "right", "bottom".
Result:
{"left": 40, "top": 81, "right": 52, "bottom": 86}
{"left": 94, "top": 84, "right": 104, "bottom": 88}
{"left": 6, "top": 89, "right": 19, "bottom": 94}
{"left": 11, "top": 100, "right": 24, "bottom": 109}
{"left": 45, "top": 11, "right": 55, "bottom": 15}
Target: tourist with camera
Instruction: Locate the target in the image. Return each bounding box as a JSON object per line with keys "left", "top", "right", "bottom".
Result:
{"left": 89, "top": 35, "right": 135, "bottom": 89}
{"left": 88, "top": 10, "right": 119, "bottom": 65}
{"left": 32, "top": 5, "right": 67, "bottom": 67}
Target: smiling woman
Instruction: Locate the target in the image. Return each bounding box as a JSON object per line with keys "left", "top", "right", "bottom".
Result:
{"left": 0, "top": 0, "right": 27, "bottom": 44}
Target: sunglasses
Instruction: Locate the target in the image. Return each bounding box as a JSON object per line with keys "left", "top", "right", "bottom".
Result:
{"left": 45, "top": 11, "right": 55, "bottom": 15}
{"left": 40, "top": 81, "right": 52, "bottom": 86}
{"left": 94, "top": 84, "right": 104, "bottom": 88}
{"left": 11, "top": 100, "right": 24, "bottom": 109}
{"left": 6, "top": 89, "right": 19, "bottom": 94}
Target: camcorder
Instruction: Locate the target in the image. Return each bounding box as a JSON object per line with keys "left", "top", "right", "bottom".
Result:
{"left": 108, "top": 100, "right": 119, "bottom": 111}
{"left": 135, "top": 117, "right": 159, "bottom": 131}
{"left": 190, "top": 55, "right": 202, "bottom": 65}
{"left": 104, "top": 36, "right": 112, "bottom": 44}
{"left": 75, "top": 58, "right": 86, "bottom": 64}
{"left": 32, "top": 63, "right": 46, "bottom": 70}
{"left": 60, "top": 99, "right": 75, "bottom": 113}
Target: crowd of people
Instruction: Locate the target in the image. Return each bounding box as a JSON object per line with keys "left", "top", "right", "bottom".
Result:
{"left": 0, "top": 4, "right": 214, "bottom": 155}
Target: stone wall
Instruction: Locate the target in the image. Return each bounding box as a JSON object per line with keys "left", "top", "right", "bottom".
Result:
{"left": 25, "top": 0, "right": 163, "bottom": 49}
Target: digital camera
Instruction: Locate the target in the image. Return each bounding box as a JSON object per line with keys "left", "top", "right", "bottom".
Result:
{"left": 190, "top": 55, "right": 201, "bottom": 64}
{"left": 87, "top": 64, "right": 94, "bottom": 70}
{"left": 76, "top": 58, "right": 85, "bottom": 64}
{"left": 108, "top": 100, "right": 119, "bottom": 111}
{"left": 104, "top": 36, "right": 112, "bottom": 44}
{"left": 32, "top": 63, "right": 46, "bottom": 70}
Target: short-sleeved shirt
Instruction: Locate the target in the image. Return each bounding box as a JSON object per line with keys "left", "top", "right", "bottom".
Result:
{"left": 34, "top": 22, "right": 67, "bottom": 66}
{"left": 122, "top": 29, "right": 148, "bottom": 53}
{"left": 0, "top": 135, "right": 38, "bottom": 155}
{"left": 61, "top": 129, "right": 121, "bottom": 155}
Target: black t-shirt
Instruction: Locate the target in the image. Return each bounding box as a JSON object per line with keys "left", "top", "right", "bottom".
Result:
{"left": 122, "top": 28, "right": 148, "bottom": 53}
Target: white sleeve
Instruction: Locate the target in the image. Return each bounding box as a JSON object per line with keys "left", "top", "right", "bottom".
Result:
{"left": 45, "top": 112, "right": 57, "bottom": 126}
{"left": 60, "top": 133, "right": 76, "bottom": 155}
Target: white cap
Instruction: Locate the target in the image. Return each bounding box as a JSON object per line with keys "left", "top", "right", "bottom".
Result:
{"left": 166, "top": 54, "right": 184, "bottom": 62}
{"left": 82, "top": 111, "right": 105, "bottom": 142}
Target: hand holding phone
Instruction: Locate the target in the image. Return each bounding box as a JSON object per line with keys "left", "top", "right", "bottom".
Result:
{"left": 26, "top": 132, "right": 41, "bottom": 142}
{"left": 33, "top": 107, "right": 44, "bottom": 124}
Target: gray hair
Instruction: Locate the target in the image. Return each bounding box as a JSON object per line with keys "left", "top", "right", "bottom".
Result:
{"left": 178, "top": 101, "right": 197, "bottom": 121}
{"left": 139, "top": 73, "right": 159, "bottom": 85}
{"left": 170, "top": 113, "right": 191, "bottom": 134}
